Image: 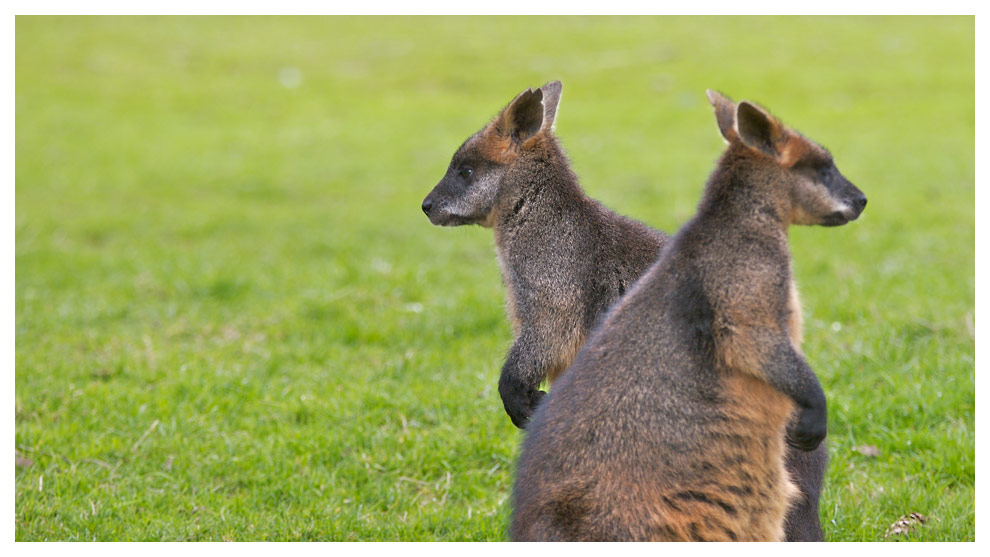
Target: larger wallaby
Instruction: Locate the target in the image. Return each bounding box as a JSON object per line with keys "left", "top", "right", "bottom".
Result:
{"left": 510, "top": 91, "right": 866, "bottom": 541}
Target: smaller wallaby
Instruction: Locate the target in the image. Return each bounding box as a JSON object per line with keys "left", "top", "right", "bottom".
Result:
{"left": 511, "top": 91, "right": 866, "bottom": 542}
{"left": 421, "top": 82, "right": 668, "bottom": 427}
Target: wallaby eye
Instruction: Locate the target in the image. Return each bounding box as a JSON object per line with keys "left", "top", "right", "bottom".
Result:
{"left": 818, "top": 167, "right": 830, "bottom": 181}
{"left": 459, "top": 167, "right": 473, "bottom": 179}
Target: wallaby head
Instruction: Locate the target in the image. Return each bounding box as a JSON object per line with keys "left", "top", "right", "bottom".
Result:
{"left": 421, "top": 81, "right": 563, "bottom": 227}
{"left": 706, "top": 90, "right": 867, "bottom": 227}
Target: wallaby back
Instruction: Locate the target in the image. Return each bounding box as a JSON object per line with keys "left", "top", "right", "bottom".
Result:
{"left": 510, "top": 91, "right": 866, "bottom": 541}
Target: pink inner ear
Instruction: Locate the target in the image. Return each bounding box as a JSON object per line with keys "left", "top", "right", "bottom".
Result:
{"left": 541, "top": 82, "right": 563, "bottom": 130}
{"left": 707, "top": 91, "right": 737, "bottom": 141}
{"left": 716, "top": 104, "right": 737, "bottom": 141}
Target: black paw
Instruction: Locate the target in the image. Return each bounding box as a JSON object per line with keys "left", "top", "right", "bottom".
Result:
{"left": 786, "top": 404, "right": 827, "bottom": 452}
{"left": 499, "top": 376, "right": 546, "bottom": 429}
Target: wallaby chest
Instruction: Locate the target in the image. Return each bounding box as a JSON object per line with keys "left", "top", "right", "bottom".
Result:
{"left": 494, "top": 242, "right": 523, "bottom": 335}
{"left": 787, "top": 277, "right": 803, "bottom": 352}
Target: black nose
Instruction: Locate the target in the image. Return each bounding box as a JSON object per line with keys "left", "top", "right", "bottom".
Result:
{"left": 422, "top": 198, "right": 433, "bottom": 216}
{"left": 853, "top": 194, "right": 867, "bottom": 213}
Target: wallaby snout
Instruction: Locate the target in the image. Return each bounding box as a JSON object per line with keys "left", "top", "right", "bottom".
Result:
{"left": 853, "top": 193, "right": 868, "bottom": 212}
{"left": 421, "top": 185, "right": 457, "bottom": 227}
{"left": 824, "top": 176, "right": 867, "bottom": 226}
{"left": 812, "top": 167, "right": 867, "bottom": 227}
{"left": 422, "top": 162, "right": 504, "bottom": 227}
{"left": 421, "top": 187, "right": 454, "bottom": 226}
{"left": 421, "top": 174, "right": 460, "bottom": 226}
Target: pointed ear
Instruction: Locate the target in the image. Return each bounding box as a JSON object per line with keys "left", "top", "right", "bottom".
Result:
{"left": 539, "top": 81, "right": 563, "bottom": 132}
{"left": 735, "top": 101, "right": 787, "bottom": 159}
{"left": 706, "top": 89, "right": 737, "bottom": 142}
{"left": 494, "top": 87, "right": 545, "bottom": 144}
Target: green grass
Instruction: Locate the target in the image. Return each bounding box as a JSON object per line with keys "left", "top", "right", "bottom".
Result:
{"left": 15, "top": 16, "right": 974, "bottom": 541}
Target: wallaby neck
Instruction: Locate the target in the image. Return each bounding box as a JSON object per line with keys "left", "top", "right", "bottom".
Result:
{"left": 697, "top": 152, "right": 792, "bottom": 236}
{"left": 492, "top": 145, "right": 587, "bottom": 235}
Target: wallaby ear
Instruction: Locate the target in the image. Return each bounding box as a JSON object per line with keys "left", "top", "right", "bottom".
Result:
{"left": 706, "top": 89, "right": 737, "bottom": 142}
{"left": 540, "top": 81, "right": 563, "bottom": 133}
{"left": 494, "top": 87, "right": 545, "bottom": 144}
{"left": 735, "top": 101, "right": 787, "bottom": 159}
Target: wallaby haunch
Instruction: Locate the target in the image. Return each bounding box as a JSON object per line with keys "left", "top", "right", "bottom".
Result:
{"left": 510, "top": 91, "right": 866, "bottom": 541}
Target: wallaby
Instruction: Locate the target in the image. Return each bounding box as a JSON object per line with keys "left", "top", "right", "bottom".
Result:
{"left": 422, "top": 83, "right": 829, "bottom": 541}
{"left": 421, "top": 81, "right": 667, "bottom": 426}
{"left": 510, "top": 90, "right": 866, "bottom": 542}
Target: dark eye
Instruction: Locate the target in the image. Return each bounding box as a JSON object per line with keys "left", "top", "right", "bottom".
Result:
{"left": 459, "top": 167, "right": 473, "bottom": 179}
{"left": 818, "top": 166, "right": 830, "bottom": 181}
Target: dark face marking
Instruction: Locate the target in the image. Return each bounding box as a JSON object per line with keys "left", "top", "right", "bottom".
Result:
{"left": 421, "top": 137, "right": 507, "bottom": 227}
{"left": 790, "top": 151, "right": 867, "bottom": 226}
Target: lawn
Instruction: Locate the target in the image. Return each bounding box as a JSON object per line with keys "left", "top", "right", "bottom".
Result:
{"left": 15, "top": 15, "right": 974, "bottom": 541}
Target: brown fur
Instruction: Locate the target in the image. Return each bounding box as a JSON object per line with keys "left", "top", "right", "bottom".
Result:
{"left": 476, "top": 131, "right": 517, "bottom": 166}
{"left": 510, "top": 91, "right": 866, "bottom": 541}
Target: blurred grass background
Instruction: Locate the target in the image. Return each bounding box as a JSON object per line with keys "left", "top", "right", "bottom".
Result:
{"left": 15, "top": 15, "right": 973, "bottom": 541}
